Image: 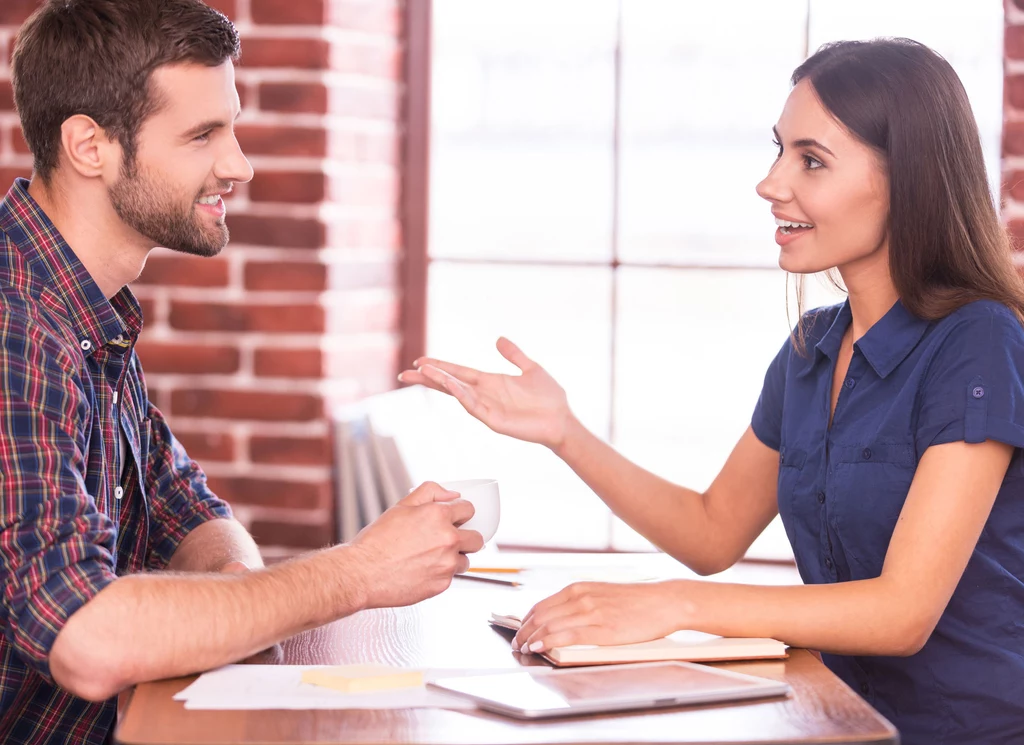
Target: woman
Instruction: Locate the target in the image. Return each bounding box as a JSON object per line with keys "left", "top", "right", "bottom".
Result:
{"left": 399, "top": 39, "right": 1024, "bottom": 744}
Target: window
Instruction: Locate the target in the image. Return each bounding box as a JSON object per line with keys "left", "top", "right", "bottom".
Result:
{"left": 422, "top": 0, "right": 1004, "bottom": 555}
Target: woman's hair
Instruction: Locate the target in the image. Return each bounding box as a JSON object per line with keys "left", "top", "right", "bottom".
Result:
{"left": 789, "top": 38, "right": 1024, "bottom": 347}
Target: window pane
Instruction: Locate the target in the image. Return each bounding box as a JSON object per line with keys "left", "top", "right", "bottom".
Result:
{"left": 425, "top": 262, "right": 614, "bottom": 548}
{"left": 610, "top": 268, "right": 846, "bottom": 557}
{"left": 808, "top": 0, "right": 1004, "bottom": 203}
{"left": 618, "top": 0, "right": 808, "bottom": 266}
{"left": 430, "top": 0, "right": 617, "bottom": 262}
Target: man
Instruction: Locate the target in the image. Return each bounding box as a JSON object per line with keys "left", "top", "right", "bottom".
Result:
{"left": 0, "top": 1, "right": 483, "bottom": 742}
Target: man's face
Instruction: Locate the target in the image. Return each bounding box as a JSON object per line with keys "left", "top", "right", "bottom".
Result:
{"left": 109, "top": 61, "right": 253, "bottom": 257}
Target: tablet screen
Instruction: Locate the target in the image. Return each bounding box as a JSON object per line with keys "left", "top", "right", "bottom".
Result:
{"left": 431, "top": 662, "right": 786, "bottom": 716}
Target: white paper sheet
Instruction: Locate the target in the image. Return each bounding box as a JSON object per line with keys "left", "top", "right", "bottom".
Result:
{"left": 173, "top": 665, "right": 519, "bottom": 710}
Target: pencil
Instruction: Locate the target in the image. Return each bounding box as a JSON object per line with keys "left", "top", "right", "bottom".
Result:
{"left": 455, "top": 573, "right": 521, "bottom": 587}
{"left": 467, "top": 567, "right": 523, "bottom": 574}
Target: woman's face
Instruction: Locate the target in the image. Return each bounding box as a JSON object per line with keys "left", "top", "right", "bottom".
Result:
{"left": 756, "top": 79, "right": 890, "bottom": 275}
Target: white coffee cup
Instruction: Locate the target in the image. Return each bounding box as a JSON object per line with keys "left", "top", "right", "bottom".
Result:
{"left": 440, "top": 479, "right": 500, "bottom": 543}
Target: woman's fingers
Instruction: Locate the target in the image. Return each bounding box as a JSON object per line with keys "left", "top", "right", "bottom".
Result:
{"left": 396, "top": 368, "right": 447, "bottom": 392}
{"left": 412, "top": 357, "right": 483, "bottom": 385}
{"left": 496, "top": 337, "right": 534, "bottom": 372}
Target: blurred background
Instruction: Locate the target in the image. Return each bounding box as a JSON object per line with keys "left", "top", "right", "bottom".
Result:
{"left": 0, "top": 0, "right": 1016, "bottom": 563}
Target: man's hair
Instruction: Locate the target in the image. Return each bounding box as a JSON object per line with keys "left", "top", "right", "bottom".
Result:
{"left": 11, "top": 0, "right": 240, "bottom": 183}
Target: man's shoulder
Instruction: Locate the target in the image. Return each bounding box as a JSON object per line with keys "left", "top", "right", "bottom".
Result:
{"left": 0, "top": 228, "right": 77, "bottom": 344}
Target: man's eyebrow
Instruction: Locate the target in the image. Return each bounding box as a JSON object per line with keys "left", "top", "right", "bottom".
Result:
{"left": 182, "top": 110, "right": 242, "bottom": 140}
{"left": 773, "top": 126, "right": 836, "bottom": 158}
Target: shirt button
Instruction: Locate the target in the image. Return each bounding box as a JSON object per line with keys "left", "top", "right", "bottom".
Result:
{"left": 860, "top": 682, "right": 870, "bottom": 695}
{"left": 817, "top": 491, "right": 825, "bottom": 504}
{"left": 845, "top": 378, "right": 855, "bottom": 389}
{"left": 80, "top": 339, "right": 93, "bottom": 351}
{"left": 825, "top": 557, "right": 834, "bottom": 569}
{"left": 862, "top": 448, "right": 872, "bottom": 460}
{"left": 972, "top": 386, "right": 985, "bottom": 399}
{"left": 114, "top": 486, "right": 124, "bottom": 500}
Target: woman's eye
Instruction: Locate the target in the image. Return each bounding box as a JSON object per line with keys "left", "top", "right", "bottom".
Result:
{"left": 804, "top": 154, "right": 824, "bottom": 170}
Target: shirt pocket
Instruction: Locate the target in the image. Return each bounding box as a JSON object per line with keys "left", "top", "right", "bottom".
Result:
{"left": 830, "top": 441, "right": 915, "bottom": 580}
{"left": 777, "top": 445, "right": 819, "bottom": 568}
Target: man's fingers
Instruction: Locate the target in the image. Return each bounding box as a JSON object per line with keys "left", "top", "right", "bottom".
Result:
{"left": 457, "top": 527, "right": 484, "bottom": 554}
{"left": 445, "top": 498, "right": 475, "bottom": 526}
{"left": 403, "top": 481, "right": 458, "bottom": 506}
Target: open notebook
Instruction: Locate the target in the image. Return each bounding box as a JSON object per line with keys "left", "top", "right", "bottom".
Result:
{"left": 490, "top": 614, "right": 788, "bottom": 667}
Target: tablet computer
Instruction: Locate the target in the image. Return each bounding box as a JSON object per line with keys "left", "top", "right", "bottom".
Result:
{"left": 427, "top": 661, "right": 790, "bottom": 720}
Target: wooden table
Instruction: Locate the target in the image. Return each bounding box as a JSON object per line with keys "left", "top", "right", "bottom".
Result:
{"left": 115, "top": 553, "right": 898, "bottom": 745}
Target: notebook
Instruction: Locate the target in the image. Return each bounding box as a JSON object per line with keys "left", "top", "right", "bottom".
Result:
{"left": 490, "top": 613, "right": 788, "bottom": 667}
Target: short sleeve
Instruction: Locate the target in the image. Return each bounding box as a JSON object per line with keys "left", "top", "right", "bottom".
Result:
{"left": 917, "top": 306, "right": 1024, "bottom": 453}
{"left": 751, "top": 334, "right": 793, "bottom": 452}
{"left": 143, "top": 402, "right": 234, "bottom": 570}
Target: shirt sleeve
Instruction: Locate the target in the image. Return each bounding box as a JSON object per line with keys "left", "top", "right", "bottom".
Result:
{"left": 751, "top": 333, "right": 793, "bottom": 452}
{"left": 0, "top": 307, "right": 117, "bottom": 680}
{"left": 143, "top": 401, "right": 234, "bottom": 570}
{"left": 916, "top": 305, "right": 1024, "bottom": 453}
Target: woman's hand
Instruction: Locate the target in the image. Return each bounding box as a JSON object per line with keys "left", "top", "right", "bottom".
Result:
{"left": 397, "top": 337, "right": 575, "bottom": 451}
{"left": 512, "top": 581, "right": 690, "bottom": 654}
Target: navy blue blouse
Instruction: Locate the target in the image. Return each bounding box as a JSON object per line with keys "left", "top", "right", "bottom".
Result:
{"left": 752, "top": 298, "right": 1024, "bottom": 745}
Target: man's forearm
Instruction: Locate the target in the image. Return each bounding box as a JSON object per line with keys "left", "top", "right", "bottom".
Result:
{"left": 50, "top": 544, "right": 367, "bottom": 701}
{"left": 167, "top": 518, "right": 263, "bottom": 573}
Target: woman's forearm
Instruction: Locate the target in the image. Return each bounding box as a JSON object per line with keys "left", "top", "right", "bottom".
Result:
{"left": 554, "top": 416, "right": 726, "bottom": 574}
{"left": 674, "top": 577, "right": 933, "bottom": 657}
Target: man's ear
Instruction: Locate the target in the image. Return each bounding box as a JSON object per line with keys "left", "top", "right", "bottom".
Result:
{"left": 58, "top": 115, "right": 120, "bottom": 179}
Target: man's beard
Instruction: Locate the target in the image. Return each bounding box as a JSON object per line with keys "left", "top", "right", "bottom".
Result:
{"left": 109, "top": 161, "right": 230, "bottom": 258}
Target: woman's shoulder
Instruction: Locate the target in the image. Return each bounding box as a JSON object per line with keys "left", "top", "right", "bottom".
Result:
{"left": 932, "top": 299, "right": 1024, "bottom": 344}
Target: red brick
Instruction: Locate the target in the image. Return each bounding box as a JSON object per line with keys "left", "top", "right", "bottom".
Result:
{"left": 1015, "top": 0, "right": 1024, "bottom": 9}
{"left": 135, "top": 255, "right": 230, "bottom": 287}
{"left": 1007, "top": 171, "right": 1024, "bottom": 202}
{"left": 251, "top": 0, "right": 326, "bottom": 25}
{"left": 328, "top": 1, "right": 402, "bottom": 35}
{"left": 175, "top": 429, "right": 236, "bottom": 461}
{"left": 249, "top": 515, "right": 334, "bottom": 548}
{"left": 227, "top": 214, "right": 325, "bottom": 248}
{"left": 240, "top": 37, "right": 330, "bottom": 70}
{"left": 169, "top": 301, "right": 325, "bottom": 333}
{"left": 139, "top": 297, "right": 157, "bottom": 323}
{"left": 250, "top": 434, "right": 331, "bottom": 466}
{"left": 207, "top": 476, "right": 331, "bottom": 511}
{"left": 11, "top": 127, "right": 30, "bottom": 154}
{"left": 171, "top": 389, "right": 322, "bottom": 421}
{"left": 1005, "top": 121, "right": 1024, "bottom": 157}
{"left": 0, "top": 166, "right": 31, "bottom": 186}
{"left": 253, "top": 347, "right": 323, "bottom": 378}
{"left": 1008, "top": 75, "right": 1024, "bottom": 111}
{"left": 204, "top": 0, "right": 237, "bottom": 18}
{"left": 1008, "top": 25, "right": 1024, "bottom": 60}
{"left": 0, "top": 80, "right": 13, "bottom": 111}
{"left": 235, "top": 124, "right": 327, "bottom": 157}
{"left": 245, "top": 261, "right": 327, "bottom": 291}
{"left": 236, "top": 82, "right": 251, "bottom": 110}
{"left": 249, "top": 171, "right": 325, "bottom": 204}
{"left": 135, "top": 341, "right": 241, "bottom": 374}
{"left": 259, "top": 82, "right": 327, "bottom": 114}
{"left": 0, "top": 0, "right": 40, "bottom": 25}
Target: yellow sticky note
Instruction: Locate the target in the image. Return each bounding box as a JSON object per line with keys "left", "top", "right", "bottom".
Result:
{"left": 301, "top": 665, "right": 424, "bottom": 694}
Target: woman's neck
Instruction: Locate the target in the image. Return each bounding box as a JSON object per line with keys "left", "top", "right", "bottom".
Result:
{"left": 837, "top": 250, "right": 899, "bottom": 342}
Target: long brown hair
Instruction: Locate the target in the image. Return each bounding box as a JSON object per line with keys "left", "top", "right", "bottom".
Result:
{"left": 12, "top": 0, "right": 240, "bottom": 184}
{"left": 789, "top": 38, "right": 1024, "bottom": 346}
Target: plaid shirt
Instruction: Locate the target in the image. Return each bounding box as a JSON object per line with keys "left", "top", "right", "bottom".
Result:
{"left": 0, "top": 179, "right": 233, "bottom": 744}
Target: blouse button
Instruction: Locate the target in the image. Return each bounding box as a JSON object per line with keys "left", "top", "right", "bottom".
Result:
{"left": 825, "top": 557, "right": 834, "bottom": 570}
{"left": 845, "top": 378, "right": 855, "bottom": 389}
{"left": 972, "top": 386, "right": 985, "bottom": 399}
{"left": 862, "top": 448, "right": 872, "bottom": 460}
{"left": 817, "top": 491, "right": 825, "bottom": 504}
{"left": 860, "top": 682, "right": 870, "bottom": 695}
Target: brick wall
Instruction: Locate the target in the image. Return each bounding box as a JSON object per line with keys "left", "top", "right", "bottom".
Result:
{"left": 1007, "top": 0, "right": 1024, "bottom": 241}
{"left": 0, "top": 0, "right": 406, "bottom": 558}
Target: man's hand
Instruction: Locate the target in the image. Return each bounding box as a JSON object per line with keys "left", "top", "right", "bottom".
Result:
{"left": 348, "top": 481, "right": 484, "bottom": 609}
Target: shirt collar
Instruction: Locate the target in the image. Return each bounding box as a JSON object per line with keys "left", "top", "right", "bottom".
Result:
{"left": 814, "top": 297, "right": 930, "bottom": 379}
{"left": 0, "top": 178, "right": 141, "bottom": 355}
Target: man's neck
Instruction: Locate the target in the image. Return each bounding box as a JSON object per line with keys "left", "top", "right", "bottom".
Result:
{"left": 27, "top": 177, "right": 150, "bottom": 300}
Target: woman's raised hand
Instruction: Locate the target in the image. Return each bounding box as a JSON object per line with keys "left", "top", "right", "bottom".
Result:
{"left": 397, "top": 337, "right": 574, "bottom": 450}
